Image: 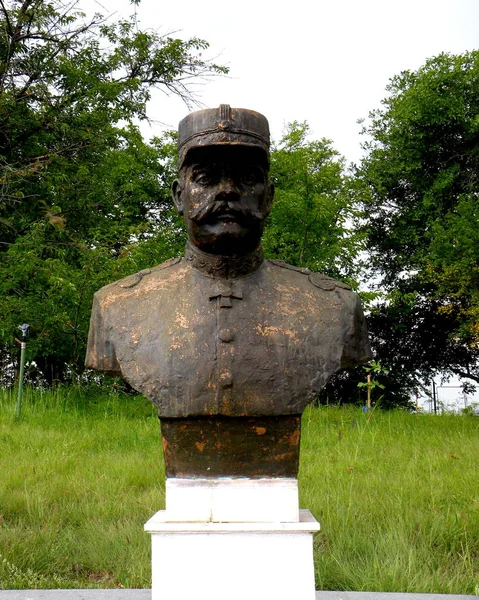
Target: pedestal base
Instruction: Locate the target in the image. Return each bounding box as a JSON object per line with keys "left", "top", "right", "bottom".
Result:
{"left": 144, "top": 509, "right": 320, "bottom": 600}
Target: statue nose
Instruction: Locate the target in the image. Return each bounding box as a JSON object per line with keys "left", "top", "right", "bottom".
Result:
{"left": 216, "top": 178, "right": 240, "bottom": 200}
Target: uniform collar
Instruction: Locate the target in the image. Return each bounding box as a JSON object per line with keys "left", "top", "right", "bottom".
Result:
{"left": 184, "top": 242, "right": 264, "bottom": 279}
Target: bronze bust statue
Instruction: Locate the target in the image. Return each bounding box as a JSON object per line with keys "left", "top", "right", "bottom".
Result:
{"left": 86, "top": 105, "right": 372, "bottom": 478}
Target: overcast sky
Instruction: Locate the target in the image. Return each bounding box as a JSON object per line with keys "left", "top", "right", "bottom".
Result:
{"left": 90, "top": 0, "right": 479, "bottom": 164}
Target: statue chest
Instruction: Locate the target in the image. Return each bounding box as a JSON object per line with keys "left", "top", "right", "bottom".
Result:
{"left": 109, "top": 270, "right": 345, "bottom": 417}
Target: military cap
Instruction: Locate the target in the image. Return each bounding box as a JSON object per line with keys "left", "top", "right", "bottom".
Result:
{"left": 178, "top": 104, "right": 270, "bottom": 167}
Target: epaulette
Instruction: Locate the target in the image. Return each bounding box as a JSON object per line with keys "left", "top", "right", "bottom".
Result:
{"left": 308, "top": 272, "right": 351, "bottom": 291}
{"left": 117, "top": 257, "right": 181, "bottom": 289}
{"left": 268, "top": 259, "right": 311, "bottom": 275}
{"left": 151, "top": 256, "right": 182, "bottom": 273}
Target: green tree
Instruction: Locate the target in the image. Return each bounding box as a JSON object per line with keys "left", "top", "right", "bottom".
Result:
{"left": 358, "top": 50, "right": 479, "bottom": 391}
{"left": 264, "top": 121, "right": 363, "bottom": 284}
{"left": 0, "top": 0, "right": 224, "bottom": 383}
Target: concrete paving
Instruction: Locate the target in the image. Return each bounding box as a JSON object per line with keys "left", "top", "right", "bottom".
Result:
{"left": 0, "top": 591, "right": 477, "bottom": 600}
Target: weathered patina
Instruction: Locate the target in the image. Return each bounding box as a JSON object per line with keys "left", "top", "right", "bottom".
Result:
{"left": 161, "top": 415, "right": 301, "bottom": 478}
{"left": 86, "top": 105, "right": 372, "bottom": 477}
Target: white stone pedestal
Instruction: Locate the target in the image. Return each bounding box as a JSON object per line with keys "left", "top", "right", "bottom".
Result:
{"left": 165, "top": 477, "right": 300, "bottom": 522}
{"left": 145, "top": 477, "right": 319, "bottom": 599}
{"left": 144, "top": 508, "right": 320, "bottom": 600}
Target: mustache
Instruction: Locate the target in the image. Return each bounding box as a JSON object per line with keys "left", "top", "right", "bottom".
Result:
{"left": 189, "top": 200, "right": 264, "bottom": 224}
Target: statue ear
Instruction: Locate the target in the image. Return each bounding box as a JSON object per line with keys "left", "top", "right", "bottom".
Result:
{"left": 172, "top": 179, "right": 183, "bottom": 215}
{"left": 265, "top": 180, "right": 275, "bottom": 217}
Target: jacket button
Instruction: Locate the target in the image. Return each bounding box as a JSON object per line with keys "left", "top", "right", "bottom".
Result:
{"left": 219, "top": 370, "right": 233, "bottom": 388}
{"left": 218, "top": 328, "right": 234, "bottom": 343}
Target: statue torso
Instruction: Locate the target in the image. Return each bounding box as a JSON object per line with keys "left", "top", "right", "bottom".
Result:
{"left": 86, "top": 256, "right": 371, "bottom": 417}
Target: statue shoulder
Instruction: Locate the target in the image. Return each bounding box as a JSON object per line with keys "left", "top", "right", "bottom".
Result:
{"left": 308, "top": 272, "right": 351, "bottom": 292}
{"left": 93, "top": 257, "right": 182, "bottom": 303}
{"left": 116, "top": 256, "right": 182, "bottom": 289}
{"left": 267, "top": 259, "right": 351, "bottom": 292}
{"left": 267, "top": 259, "right": 311, "bottom": 275}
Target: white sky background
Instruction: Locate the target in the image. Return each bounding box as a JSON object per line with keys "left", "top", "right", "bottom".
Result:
{"left": 90, "top": 0, "right": 479, "bottom": 164}
{"left": 87, "top": 0, "right": 479, "bottom": 408}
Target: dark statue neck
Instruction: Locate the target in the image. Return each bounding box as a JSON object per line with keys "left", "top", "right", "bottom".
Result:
{"left": 184, "top": 242, "right": 264, "bottom": 279}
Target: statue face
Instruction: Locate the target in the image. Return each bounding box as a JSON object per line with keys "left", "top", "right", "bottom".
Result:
{"left": 172, "top": 146, "right": 274, "bottom": 255}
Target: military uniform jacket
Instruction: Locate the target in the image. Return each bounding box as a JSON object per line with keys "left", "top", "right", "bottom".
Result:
{"left": 85, "top": 246, "right": 372, "bottom": 418}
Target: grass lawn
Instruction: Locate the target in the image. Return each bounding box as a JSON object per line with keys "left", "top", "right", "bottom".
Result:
{"left": 1, "top": 386, "right": 478, "bottom": 592}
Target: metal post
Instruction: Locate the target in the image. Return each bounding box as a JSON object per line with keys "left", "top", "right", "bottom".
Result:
{"left": 366, "top": 373, "right": 371, "bottom": 409}
{"left": 15, "top": 323, "right": 29, "bottom": 418}
{"left": 16, "top": 341, "right": 26, "bottom": 418}
{"left": 432, "top": 380, "right": 437, "bottom": 414}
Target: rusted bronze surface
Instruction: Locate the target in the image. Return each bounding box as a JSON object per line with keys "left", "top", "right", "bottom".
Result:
{"left": 178, "top": 104, "right": 270, "bottom": 169}
{"left": 86, "top": 105, "right": 372, "bottom": 477}
{"left": 161, "top": 415, "right": 301, "bottom": 478}
{"left": 86, "top": 247, "right": 371, "bottom": 417}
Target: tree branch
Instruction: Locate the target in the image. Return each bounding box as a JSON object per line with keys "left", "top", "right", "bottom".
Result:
{"left": 450, "top": 367, "right": 479, "bottom": 384}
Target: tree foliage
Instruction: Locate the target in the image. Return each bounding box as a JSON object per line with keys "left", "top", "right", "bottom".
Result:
{"left": 358, "top": 50, "right": 479, "bottom": 390}
{"left": 0, "top": 0, "right": 223, "bottom": 383}
{"left": 265, "top": 121, "right": 364, "bottom": 284}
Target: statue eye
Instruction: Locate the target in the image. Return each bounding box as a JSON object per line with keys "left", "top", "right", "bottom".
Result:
{"left": 239, "top": 168, "right": 262, "bottom": 185}
{"left": 193, "top": 171, "right": 215, "bottom": 185}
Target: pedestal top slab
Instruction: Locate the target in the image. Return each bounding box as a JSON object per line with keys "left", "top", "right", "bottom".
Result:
{"left": 144, "top": 508, "right": 320, "bottom": 533}
{"left": 164, "top": 476, "right": 299, "bottom": 522}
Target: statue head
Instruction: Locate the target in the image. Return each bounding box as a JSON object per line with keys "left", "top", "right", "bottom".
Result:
{"left": 172, "top": 105, "right": 274, "bottom": 256}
